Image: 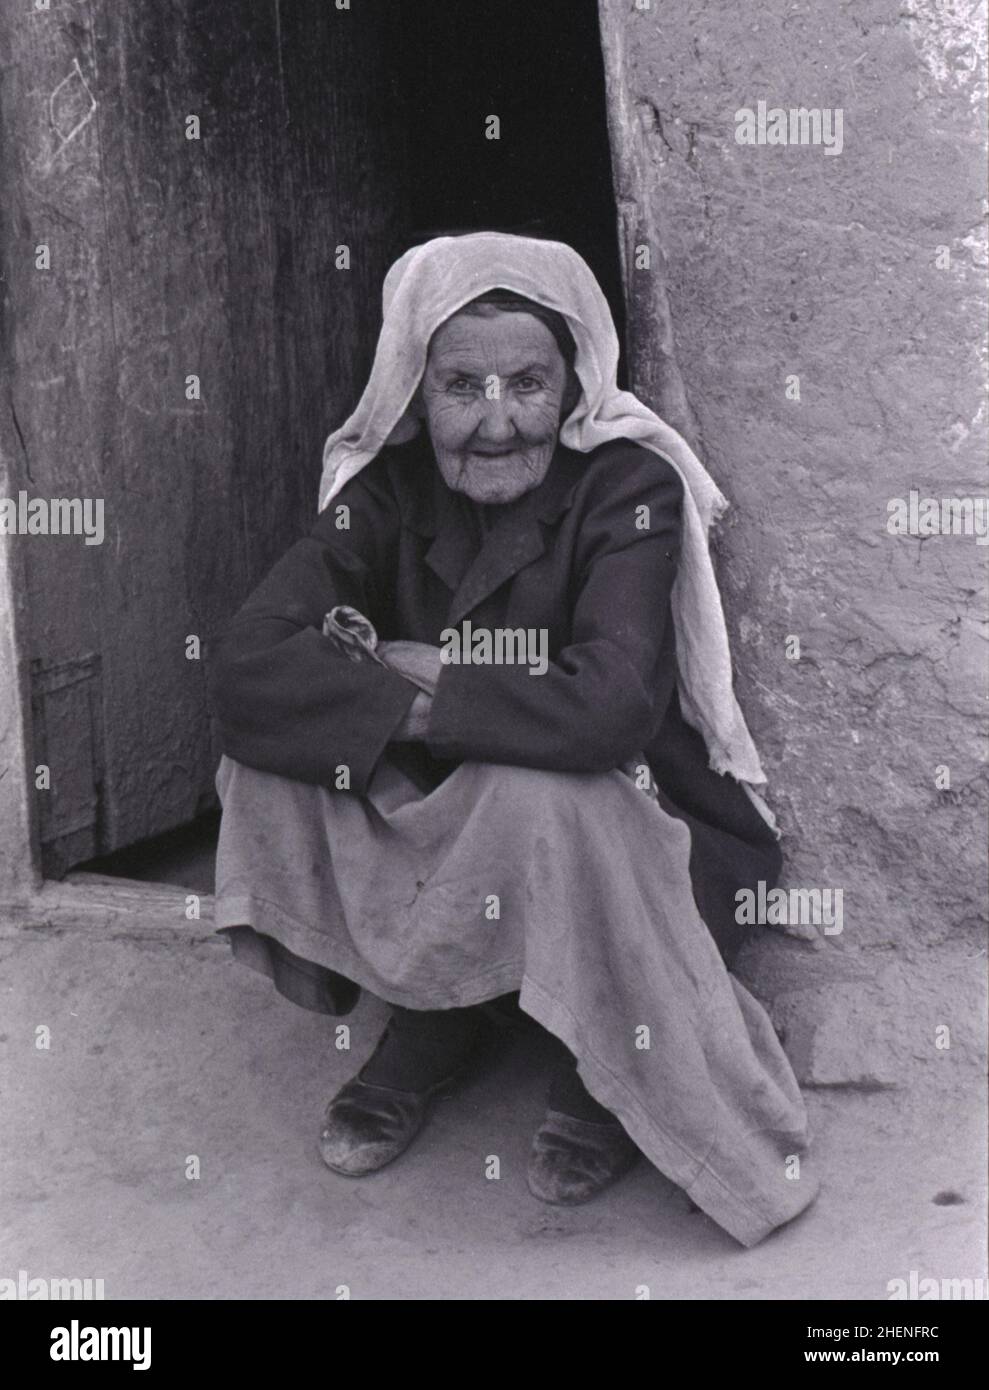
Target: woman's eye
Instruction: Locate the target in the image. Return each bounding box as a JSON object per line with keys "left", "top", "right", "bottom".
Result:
{"left": 448, "top": 377, "right": 475, "bottom": 394}
{"left": 516, "top": 376, "right": 543, "bottom": 392}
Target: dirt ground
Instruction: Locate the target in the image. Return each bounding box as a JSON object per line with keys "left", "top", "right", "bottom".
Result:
{"left": 1, "top": 913, "right": 985, "bottom": 1302}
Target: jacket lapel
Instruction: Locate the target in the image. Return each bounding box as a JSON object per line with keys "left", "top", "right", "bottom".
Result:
{"left": 396, "top": 451, "right": 476, "bottom": 594}
{"left": 396, "top": 442, "right": 582, "bottom": 625}
{"left": 446, "top": 449, "right": 582, "bottom": 626}
{"left": 445, "top": 505, "right": 548, "bottom": 628}
{"left": 423, "top": 487, "right": 476, "bottom": 596}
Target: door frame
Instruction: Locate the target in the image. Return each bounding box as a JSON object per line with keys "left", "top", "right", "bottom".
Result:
{"left": 1, "top": 512, "right": 204, "bottom": 930}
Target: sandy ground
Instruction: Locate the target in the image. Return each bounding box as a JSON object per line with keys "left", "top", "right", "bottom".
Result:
{"left": 1, "top": 915, "right": 985, "bottom": 1302}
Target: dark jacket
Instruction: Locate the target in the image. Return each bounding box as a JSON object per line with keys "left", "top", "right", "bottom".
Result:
{"left": 209, "top": 435, "right": 780, "bottom": 965}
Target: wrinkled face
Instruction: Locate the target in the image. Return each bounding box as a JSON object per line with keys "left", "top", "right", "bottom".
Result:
{"left": 416, "top": 308, "right": 571, "bottom": 504}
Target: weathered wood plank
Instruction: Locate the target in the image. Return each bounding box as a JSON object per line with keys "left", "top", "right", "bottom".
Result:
{"left": 0, "top": 871, "right": 217, "bottom": 938}
{"left": 1, "top": 1, "right": 408, "bottom": 872}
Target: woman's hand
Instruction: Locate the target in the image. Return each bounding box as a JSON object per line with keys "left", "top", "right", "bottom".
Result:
{"left": 379, "top": 642, "right": 443, "bottom": 741}
{"left": 377, "top": 641, "right": 444, "bottom": 696}
{"left": 391, "top": 689, "right": 433, "bottom": 742}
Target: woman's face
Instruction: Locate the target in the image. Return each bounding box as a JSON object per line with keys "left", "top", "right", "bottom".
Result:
{"left": 416, "top": 308, "right": 571, "bottom": 505}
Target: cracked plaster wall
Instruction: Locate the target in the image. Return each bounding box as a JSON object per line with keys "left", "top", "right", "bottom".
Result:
{"left": 599, "top": 0, "right": 987, "bottom": 1089}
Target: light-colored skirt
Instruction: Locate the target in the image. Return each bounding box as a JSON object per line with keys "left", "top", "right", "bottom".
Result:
{"left": 214, "top": 752, "right": 817, "bottom": 1246}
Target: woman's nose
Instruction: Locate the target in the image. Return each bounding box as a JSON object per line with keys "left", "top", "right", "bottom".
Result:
{"left": 474, "top": 394, "right": 517, "bottom": 443}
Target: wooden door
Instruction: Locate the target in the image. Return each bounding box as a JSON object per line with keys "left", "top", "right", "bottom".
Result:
{"left": 0, "top": 1, "right": 409, "bottom": 875}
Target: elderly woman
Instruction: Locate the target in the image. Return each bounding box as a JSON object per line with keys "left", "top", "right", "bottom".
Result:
{"left": 209, "top": 233, "right": 816, "bottom": 1246}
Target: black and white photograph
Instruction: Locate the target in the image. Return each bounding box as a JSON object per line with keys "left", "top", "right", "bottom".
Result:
{"left": 0, "top": 0, "right": 986, "bottom": 1337}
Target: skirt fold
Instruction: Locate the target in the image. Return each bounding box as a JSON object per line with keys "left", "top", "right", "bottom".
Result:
{"left": 215, "top": 753, "right": 817, "bottom": 1245}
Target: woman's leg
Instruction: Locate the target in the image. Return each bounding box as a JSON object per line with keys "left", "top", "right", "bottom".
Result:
{"left": 442, "top": 761, "right": 817, "bottom": 1246}
{"left": 357, "top": 1004, "right": 490, "bottom": 1091}
{"left": 318, "top": 1002, "right": 495, "bottom": 1176}
{"left": 214, "top": 752, "right": 815, "bottom": 1244}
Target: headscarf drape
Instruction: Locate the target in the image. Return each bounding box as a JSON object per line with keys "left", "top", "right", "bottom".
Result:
{"left": 319, "top": 232, "right": 769, "bottom": 789}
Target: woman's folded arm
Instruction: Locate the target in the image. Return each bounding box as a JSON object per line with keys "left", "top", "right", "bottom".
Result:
{"left": 208, "top": 469, "right": 419, "bottom": 794}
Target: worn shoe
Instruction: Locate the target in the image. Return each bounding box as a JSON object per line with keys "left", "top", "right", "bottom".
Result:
{"left": 527, "top": 1109, "right": 639, "bottom": 1205}
{"left": 319, "top": 1005, "right": 493, "bottom": 1176}
{"left": 318, "top": 1074, "right": 449, "bottom": 1176}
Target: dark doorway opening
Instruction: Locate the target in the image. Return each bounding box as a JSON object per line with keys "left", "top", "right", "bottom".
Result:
{"left": 393, "top": 0, "right": 625, "bottom": 348}
{"left": 82, "top": 810, "right": 220, "bottom": 896}
{"left": 84, "top": 0, "right": 623, "bottom": 894}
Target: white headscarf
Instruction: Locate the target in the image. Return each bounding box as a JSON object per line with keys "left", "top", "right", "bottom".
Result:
{"left": 319, "top": 232, "right": 769, "bottom": 789}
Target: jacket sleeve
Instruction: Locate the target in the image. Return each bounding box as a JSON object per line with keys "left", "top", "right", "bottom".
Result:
{"left": 208, "top": 465, "right": 419, "bottom": 794}
{"left": 425, "top": 451, "right": 684, "bottom": 773}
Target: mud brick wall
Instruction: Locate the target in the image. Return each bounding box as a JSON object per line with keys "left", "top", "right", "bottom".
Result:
{"left": 598, "top": 0, "right": 987, "bottom": 1088}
